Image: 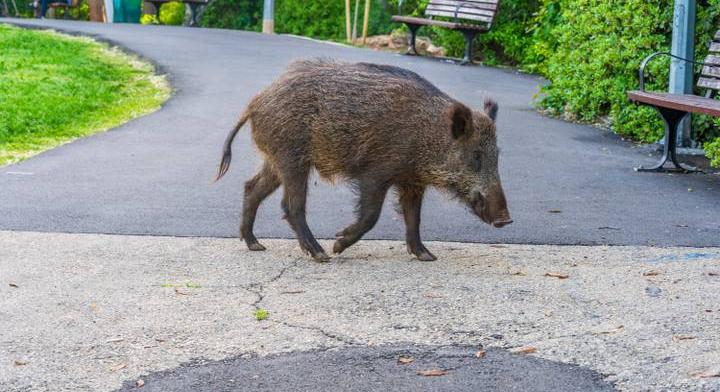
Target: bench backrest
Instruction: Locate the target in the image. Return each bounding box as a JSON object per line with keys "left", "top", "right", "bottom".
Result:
{"left": 425, "top": 0, "right": 500, "bottom": 27}
{"left": 699, "top": 31, "right": 720, "bottom": 93}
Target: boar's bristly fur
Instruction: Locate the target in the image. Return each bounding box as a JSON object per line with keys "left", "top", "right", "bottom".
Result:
{"left": 216, "top": 59, "right": 511, "bottom": 262}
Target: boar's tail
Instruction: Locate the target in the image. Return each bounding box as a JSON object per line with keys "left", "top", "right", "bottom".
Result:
{"left": 214, "top": 110, "right": 251, "bottom": 182}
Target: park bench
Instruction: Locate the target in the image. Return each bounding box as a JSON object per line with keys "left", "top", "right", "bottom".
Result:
{"left": 146, "top": 0, "right": 207, "bottom": 27}
{"left": 30, "top": 0, "right": 80, "bottom": 18}
{"left": 391, "top": 0, "right": 500, "bottom": 65}
{"left": 627, "top": 31, "right": 720, "bottom": 172}
{"left": 47, "top": 0, "right": 79, "bottom": 18}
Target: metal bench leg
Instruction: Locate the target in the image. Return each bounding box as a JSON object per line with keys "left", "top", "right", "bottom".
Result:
{"left": 152, "top": 1, "right": 160, "bottom": 19}
{"left": 460, "top": 30, "right": 478, "bottom": 65}
{"left": 405, "top": 24, "right": 420, "bottom": 55}
{"left": 188, "top": 3, "right": 200, "bottom": 27}
{"left": 635, "top": 107, "right": 699, "bottom": 173}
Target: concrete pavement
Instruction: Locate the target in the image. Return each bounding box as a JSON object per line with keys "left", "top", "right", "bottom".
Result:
{"left": 2, "top": 231, "right": 720, "bottom": 391}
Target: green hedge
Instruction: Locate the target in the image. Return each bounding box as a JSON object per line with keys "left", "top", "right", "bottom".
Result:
{"left": 202, "top": 0, "right": 393, "bottom": 39}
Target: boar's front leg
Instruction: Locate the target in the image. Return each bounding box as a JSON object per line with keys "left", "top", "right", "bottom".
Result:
{"left": 399, "top": 185, "right": 436, "bottom": 261}
{"left": 280, "top": 167, "right": 330, "bottom": 262}
{"left": 333, "top": 179, "right": 390, "bottom": 254}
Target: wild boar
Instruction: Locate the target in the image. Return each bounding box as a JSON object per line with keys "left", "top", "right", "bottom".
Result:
{"left": 215, "top": 59, "right": 511, "bottom": 262}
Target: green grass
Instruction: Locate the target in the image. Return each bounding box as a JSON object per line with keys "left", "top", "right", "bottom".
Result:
{"left": 254, "top": 308, "right": 268, "bottom": 321}
{"left": 0, "top": 24, "right": 170, "bottom": 165}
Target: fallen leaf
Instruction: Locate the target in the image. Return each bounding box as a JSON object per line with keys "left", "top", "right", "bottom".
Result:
{"left": 280, "top": 289, "right": 305, "bottom": 294}
{"left": 14, "top": 360, "right": 28, "bottom": 366}
{"left": 511, "top": 346, "right": 537, "bottom": 354}
{"left": 544, "top": 272, "right": 569, "bottom": 279}
{"left": 509, "top": 271, "right": 526, "bottom": 276}
{"left": 174, "top": 287, "right": 189, "bottom": 295}
{"left": 9, "top": 283, "right": 18, "bottom": 288}
{"left": 475, "top": 350, "right": 486, "bottom": 358}
{"left": 594, "top": 325, "right": 624, "bottom": 335}
{"left": 643, "top": 270, "right": 661, "bottom": 276}
{"left": 398, "top": 356, "right": 414, "bottom": 365}
{"left": 417, "top": 369, "right": 447, "bottom": 376}
{"left": 136, "top": 379, "right": 145, "bottom": 387}
{"left": 708, "top": 272, "right": 719, "bottom": 276}
{"left": 106, "top": 338, "right": 124, "bottom": 343}
{"left": 548, "top": 209, "right": 562, "bottom": 213}
{"left": 598, "top": 226, "right": 621, "bottom": 230}
{"left": 110, "top": 363, "right": 127, "bottom": 372}
{"left": 689, "top": 369, "right": 720, "bottom": 379}
{"left": 673, "top": 335, "right": 696, "bottom": 342}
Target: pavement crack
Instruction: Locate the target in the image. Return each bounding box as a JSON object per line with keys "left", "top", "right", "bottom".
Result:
{"left": 240, "top": 259, "right": 359, "bottom": 346}
{"left": 245, "top": 259, "right": 300, "bottom": 309}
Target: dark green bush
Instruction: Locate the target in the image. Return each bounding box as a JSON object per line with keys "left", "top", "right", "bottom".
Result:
{"left": 201, "top": 0, "right": 262, "bottom": 30}
{"left": 537, "top": 0, "right": 720, "bottom": 165}
{"left": 203, "top": 0, "right": 393, "bottom": 39}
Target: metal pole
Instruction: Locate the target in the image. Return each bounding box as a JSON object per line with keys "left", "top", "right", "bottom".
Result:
{"left": 262, "top": 0, "right": 274, "bottom": 34}
{"left": 669, "top": 0, "right": 696, "bottom": 147}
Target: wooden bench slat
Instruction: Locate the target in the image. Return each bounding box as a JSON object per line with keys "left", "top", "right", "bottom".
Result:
{"left": 390, "top": 15, "right": 489, "bottom": 30}
{"left": 427, "top": 3, "right": 497, "bottom": 13}
{"left": 425, "top": 9, "right": 493, "bottom": 23}
{"left": 426, "top": 5, "right": 496, "bottom": 17}
{"left": 701, "top": 66, "right": 720, "bottom": 78}
{"left": 628, "top": 91, "right": 720, "bottom": 116}
{"left": 697, "top": 77, "right": 720, "bottom": 90}
{"left": 699, "top": 55, "right": 720, "bottom": 82}
{"left": 428, "top": 0, "right": 498, "bottom": 10}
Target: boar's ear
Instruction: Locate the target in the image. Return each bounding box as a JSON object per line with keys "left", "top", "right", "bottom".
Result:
{"left": 450, "top": 103, "right": 474, "bottom": 140}
{"left": 483, "top": 99, "right": 498, "bottom": 122}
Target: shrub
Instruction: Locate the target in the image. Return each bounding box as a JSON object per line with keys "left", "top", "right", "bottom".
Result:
{"left": 158, "top": 1, "right": 185, "bottom": 25}
{"left": 140, "top": 14, "right": 160, "bottom": 24}
{"left": 201, "top": 0, "right": 262, "bottom": 30}
{"left": 202, "top": 0, "right": 393, "bottom": 39}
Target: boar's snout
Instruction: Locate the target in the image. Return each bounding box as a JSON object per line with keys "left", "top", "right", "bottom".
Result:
{"left": 472, "top": 184, "right": 511, "bottom": 228}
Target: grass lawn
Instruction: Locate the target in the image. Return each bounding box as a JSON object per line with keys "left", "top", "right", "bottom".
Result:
{"left": 0, "top": 24, "right": 170, "bottom": 165}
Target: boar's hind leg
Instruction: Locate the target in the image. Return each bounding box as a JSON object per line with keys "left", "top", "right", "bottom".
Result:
{"left": 399, "top": 185, "right": 436, "bottom": 261}
{"left": 241, "top": 163, "right": 281, "bottom": 251}
{"left": 333, "top": 180, "right": 390, "bottom": 255}
{"left": 280, "top": 168, "right": 329, "bottom": 262}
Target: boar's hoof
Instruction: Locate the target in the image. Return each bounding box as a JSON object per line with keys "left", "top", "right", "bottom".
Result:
{"left": 247, "top": 242, "right": 267, "bottom": 251}
{"left": 332, "top": 240, "right": 347, "bottom": 254}
{"left": 313, "top": 252, "right": 331, "bottom": 262}
{"left": 415, "top": 251, "right": 437, "bottom": 262}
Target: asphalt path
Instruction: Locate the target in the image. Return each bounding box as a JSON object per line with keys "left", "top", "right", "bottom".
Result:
{"left": 118, "top": 346, "right": 614, "bottom": 392}
{"left": 2, "top": 19, "right": 720, "bottom": 247}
